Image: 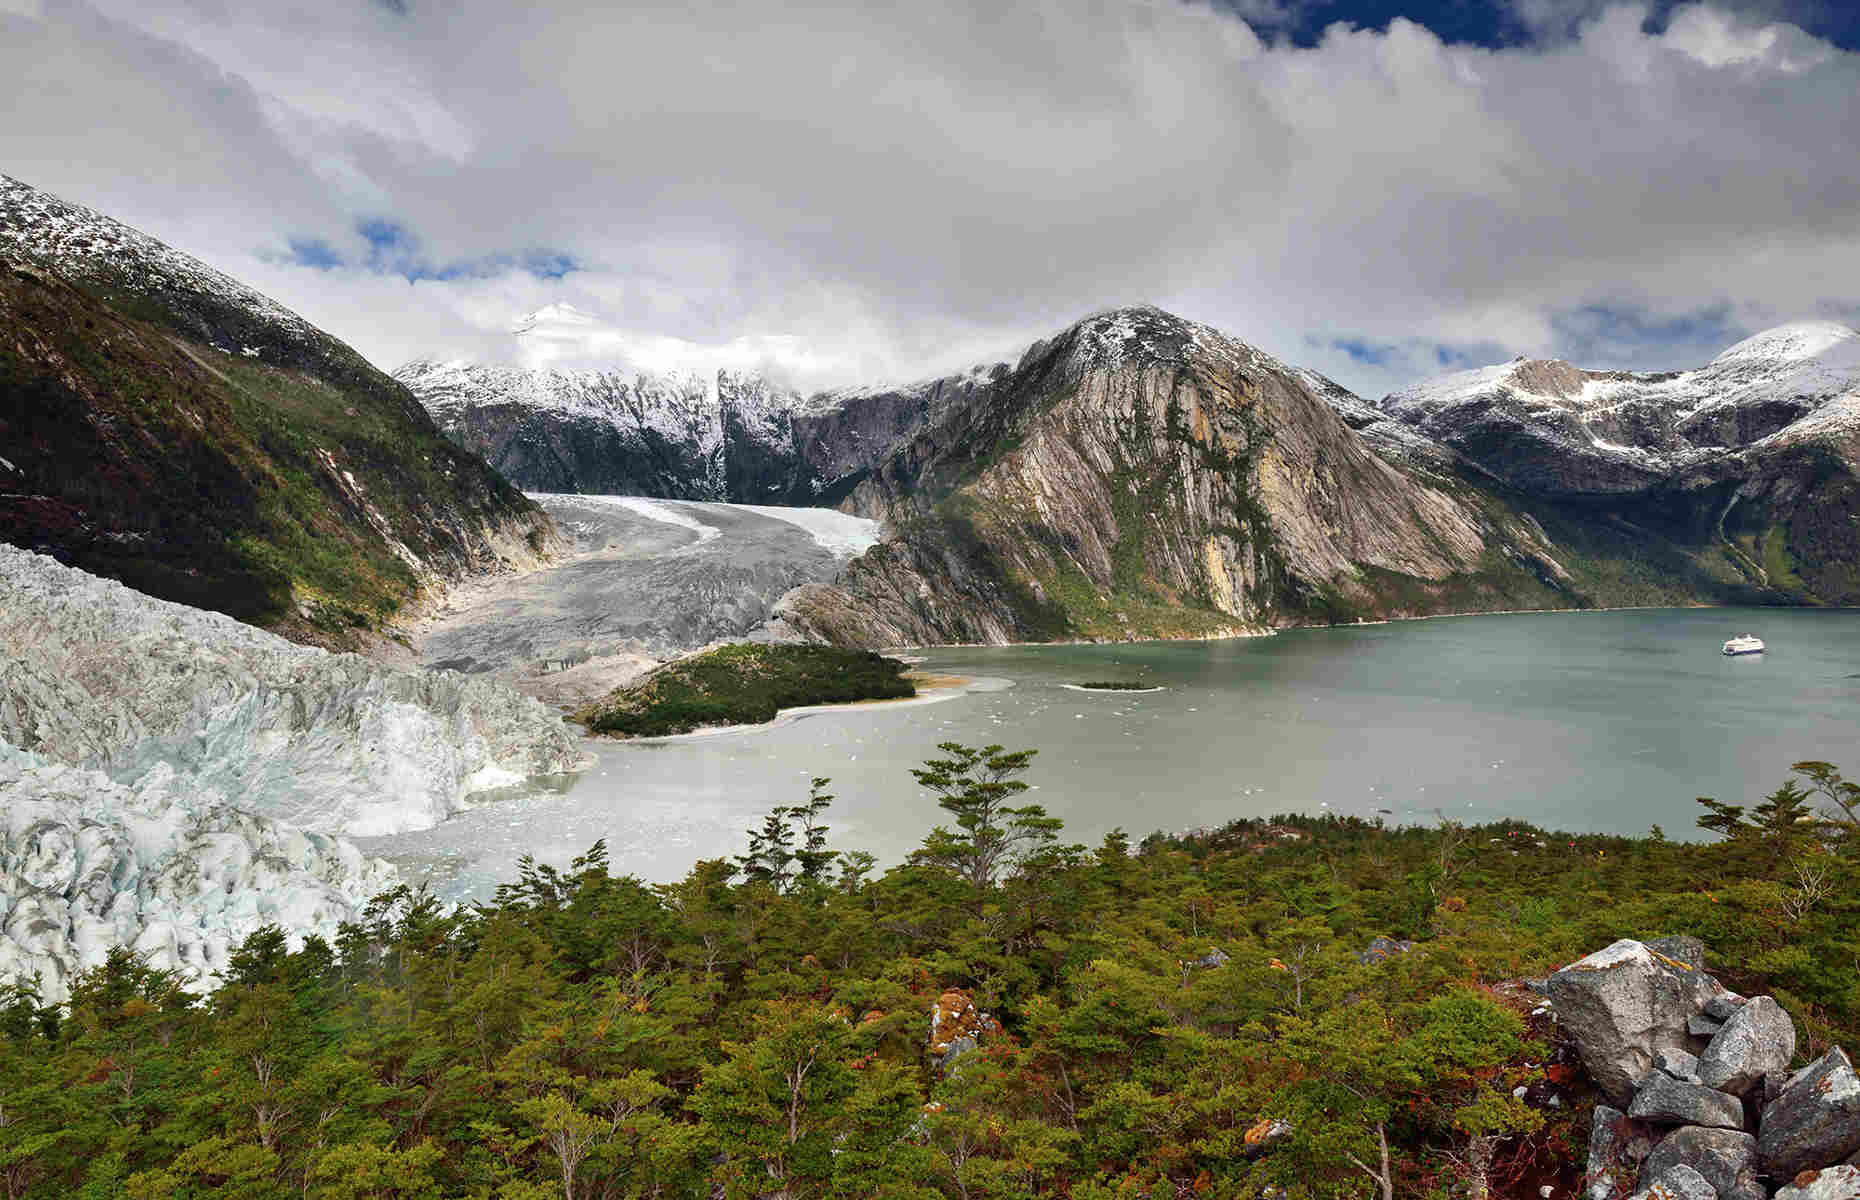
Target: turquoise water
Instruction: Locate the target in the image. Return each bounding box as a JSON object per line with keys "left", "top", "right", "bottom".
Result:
{"left": 364, "top": 608, "right": 1860, "bottom": 896}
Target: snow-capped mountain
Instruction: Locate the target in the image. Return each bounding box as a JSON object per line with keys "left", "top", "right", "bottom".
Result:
{"left": 1377, "top": 321, "right": 1860, "bottom": 496}
{"left": 396, "top": 314, "right": 1006, "bottom": 504}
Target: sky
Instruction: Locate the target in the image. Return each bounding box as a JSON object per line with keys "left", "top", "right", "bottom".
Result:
{"left": 2, "top": 0, "right": 1858, "bottom": 399}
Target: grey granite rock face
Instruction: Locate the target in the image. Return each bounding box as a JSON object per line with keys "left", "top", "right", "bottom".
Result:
{"left": 1589, "top": 1105, "right": 1660, "bottom": 1200}
{"left": 1629, "top": 1073, "right": 1746, "bottom": 1130}
{"left": 1548, "top": 939, "right": 1720, "bottom": 1106}
{"left": 1631, "top": 1164, "right": 1718, "bottom": 1200}
{"left": 1699, "top": 997, "right": 1797, "bottom": 1096}
{"left": 1773, "top": 1166, "right": 1860, "bottom": 1200}
{"left": 1692, "top": 1015, "right": 1728, "bottom": 1038}
{"left": 1641, "top": 1127, "right": 1764, "bottom": 1200}
{"left": 1759, "top": 1047, "right": 1860, "bottom": 1178}
{"left": 1656, "top": 1048, "right": 1704, "bottom": 1085}
{"left": 1704, "top": 994, "right": 1749, "bottom": 1024}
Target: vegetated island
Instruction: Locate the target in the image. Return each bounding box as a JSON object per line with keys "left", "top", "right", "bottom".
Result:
{"left": 574, "top": 642, "right": 917, "bottom": 736}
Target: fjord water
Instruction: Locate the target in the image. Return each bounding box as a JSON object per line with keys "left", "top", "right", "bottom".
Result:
{"left": 364, "top": 608, "right": 1860, "bottom": 898}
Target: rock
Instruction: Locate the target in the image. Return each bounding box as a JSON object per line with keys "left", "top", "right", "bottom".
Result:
{"left": 1630, "top": 1164, "right": 1719, "bottom": 1200}
{"left": 1588, "top": 1105, "right": 1660, "bottom": 1200}
{"left": 928, "top": 988, "right": 998, "bottom": 1073}
{"left": 1697, "top": 997, "right": 1796, "bottom": 1096}
{"left": 1358, "top": 936, "right": 1414, "bottom": 965}
{"left": 1773, "top": 1166, "right": 1860, "bottom": 1200}
{"left": 1242, "top": 1118, "right": 1294, "bottom": 1156}
{"left": 1628, "top": 1072, "right": 1746, "bottom": 1130}
{"left": 1547, "top": 939, "right": 1720, "bottom": 1106}
{"left": 1703, "top": 995, "right": 1749, "bottom": 1024}
{"left": 1759, "top": 1047, "right": 1860, "bottom": 1178}
{"left": 1655, "top": 1048, "right": 1703, "bottom": 1085}
{"left": 1691, "top": 1015, "right": 1727, "bottom": 1038}
{"left": 1641, "top": 1127, "right": 1763, "bottom": 1200}
{"left": 1646, "top": 937, "right": 1708, "bottom": 972}
{"left": 1195, "top": 947, "right": 1231, "bottom": 969}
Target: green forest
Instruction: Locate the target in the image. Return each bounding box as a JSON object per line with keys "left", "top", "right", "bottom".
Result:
{"left": 4, "top": 749, "right": 1857, "bottom": 1200}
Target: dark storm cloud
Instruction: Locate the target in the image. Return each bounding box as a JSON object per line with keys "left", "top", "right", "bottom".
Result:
{"left": 2, "top": 0, "right": 1858, "bottom": 396}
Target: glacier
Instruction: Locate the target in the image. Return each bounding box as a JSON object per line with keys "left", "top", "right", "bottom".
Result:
{"left": 0, "top": 544, "right": 590, "bottom": 1002}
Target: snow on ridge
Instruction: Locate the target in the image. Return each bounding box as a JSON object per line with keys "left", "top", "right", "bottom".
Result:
{"left": 1711, "top": 320, "right": 1860, "bottom": 366}
{"left": 0, "top": 174, "right": 316, "bottom": 350}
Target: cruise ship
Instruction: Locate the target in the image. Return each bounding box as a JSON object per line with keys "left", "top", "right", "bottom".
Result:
{"left": 1722, "top": 634, "right": 1765, "bottom": 656}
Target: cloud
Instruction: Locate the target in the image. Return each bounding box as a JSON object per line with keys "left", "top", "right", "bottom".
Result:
{"left": 3, "top": 0, "right": 1859, "bottom": 399}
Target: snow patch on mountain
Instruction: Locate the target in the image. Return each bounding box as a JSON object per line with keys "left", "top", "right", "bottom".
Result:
{"left": 0, "top": 174, "right": 315, "bottom": 356}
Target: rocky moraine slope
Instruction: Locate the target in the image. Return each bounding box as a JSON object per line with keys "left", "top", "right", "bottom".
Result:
{"left": 0, "top": 175, "right": 562, "bottom": 648}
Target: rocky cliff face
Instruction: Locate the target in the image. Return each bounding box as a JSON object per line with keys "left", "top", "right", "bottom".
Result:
{"left": 0, "top": 175, "right": 562, "bottom": 649}
{"left": 395, "top": 349, "right": 1006, "bottom": 506}
{"left": 1378, "top": 323, "right": 1860, "bottom": 604}
{"left": 779, "top": 307, "right": 1581, "bottom": 646}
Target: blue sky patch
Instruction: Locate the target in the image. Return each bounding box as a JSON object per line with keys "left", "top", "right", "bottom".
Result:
{"left": 1223, "top": 0, "right": 1860, "bottom": 50}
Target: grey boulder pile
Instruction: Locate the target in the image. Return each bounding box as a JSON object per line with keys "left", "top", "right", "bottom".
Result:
{"left": 1551, "top": 939, "right": 1860, "bottom": 1200}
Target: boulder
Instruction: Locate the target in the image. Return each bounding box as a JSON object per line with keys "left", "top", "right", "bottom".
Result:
{"left": 1691, "top": 1015, "right": 1728, "bottom": 1039}
{"left": 928, "top": 989, "right": 998, "bottom": 1073}
{"left": 1656, "top": 1048, "right": 1703, "bottom": 1085}
{"left": 1358, "top": 936, "right": 1414, "bottom": 965}
{"left": 1629, "top": 1072, "right": 1746, "bottom": 1130}
{"left": 1630, "top": 1164, "right": 1719, "bottom": 1200}
{"left": 1703, "top": 994, "right": 1749, "bottom": 1024}
{"left": 1241, "top": 1118, "right": 1294, "bottom": 1157}
{"left": 1698, "top": 997, "right": 1796, "bottom": 1096}
{"left": 1759, "top": 1047, "right": 1860, "bottom": 1178}
{"left": 1548, "top": 940, "right": 1719, "bottom": 1106}
{"left": 1773, "top": 1166, "right": 1860, "bottom": 1200}
{"left": 1641, "top": 1127, "right": 1764, "bottom": 1200}
{"left": 1588, "top": 1105, "right": 1660, "bottom": 1200}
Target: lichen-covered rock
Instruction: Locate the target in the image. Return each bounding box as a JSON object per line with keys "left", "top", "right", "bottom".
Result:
{"left": 1588, "top": 1105, "right": 1660, "bottom": 1200}
{"left": 1628, "top": 1073, "right": 1745, "bottom": 1130}
{"left": 1698, "top": 997, "right": 1796, "bottom": 1096}
{"left": 928, "top": 988, "right": 998, "bottom": 1072}
{"left": 1691, "top": 1015, "right": 1728, "bottom": 1038}
{"left": 1641, "top": 1128, "right": 1763, "bottom": 1200}
{"left": 1646, "top": 937, "right": 1708, "bottom": 973}
{"left": 1242, "top": 1118, "right": 1295, "bottom": 1156}
{"left": 1547, "top": 939, "right": 1719, "bottom": 1106}
{"left": 1773, "top": 1166, "right": 1860, "bottom": 1200}
{"left": 1759, "top": 1047, "right": 1860, "bottom": 1178}
{"left": 1629, "top": 1164, "right": 1719, "bottom": 1200}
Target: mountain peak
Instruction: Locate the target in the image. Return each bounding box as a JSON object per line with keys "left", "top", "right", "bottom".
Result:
{"left": 1711, "top": 320, "right": 1860, "bottom": 367}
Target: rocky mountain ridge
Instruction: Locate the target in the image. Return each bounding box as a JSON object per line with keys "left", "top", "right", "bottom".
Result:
{"left": 1375, "top": 323, "right": 1860, "bottom": 604}
{"left": 395, "top": 338, "right": 1006, "bottom": 506}
{"left": 0, "top": 174, "right": 563, "bottom": 648}
{"left": 776, "top": 306, "right": 1590, "bottom": 645}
